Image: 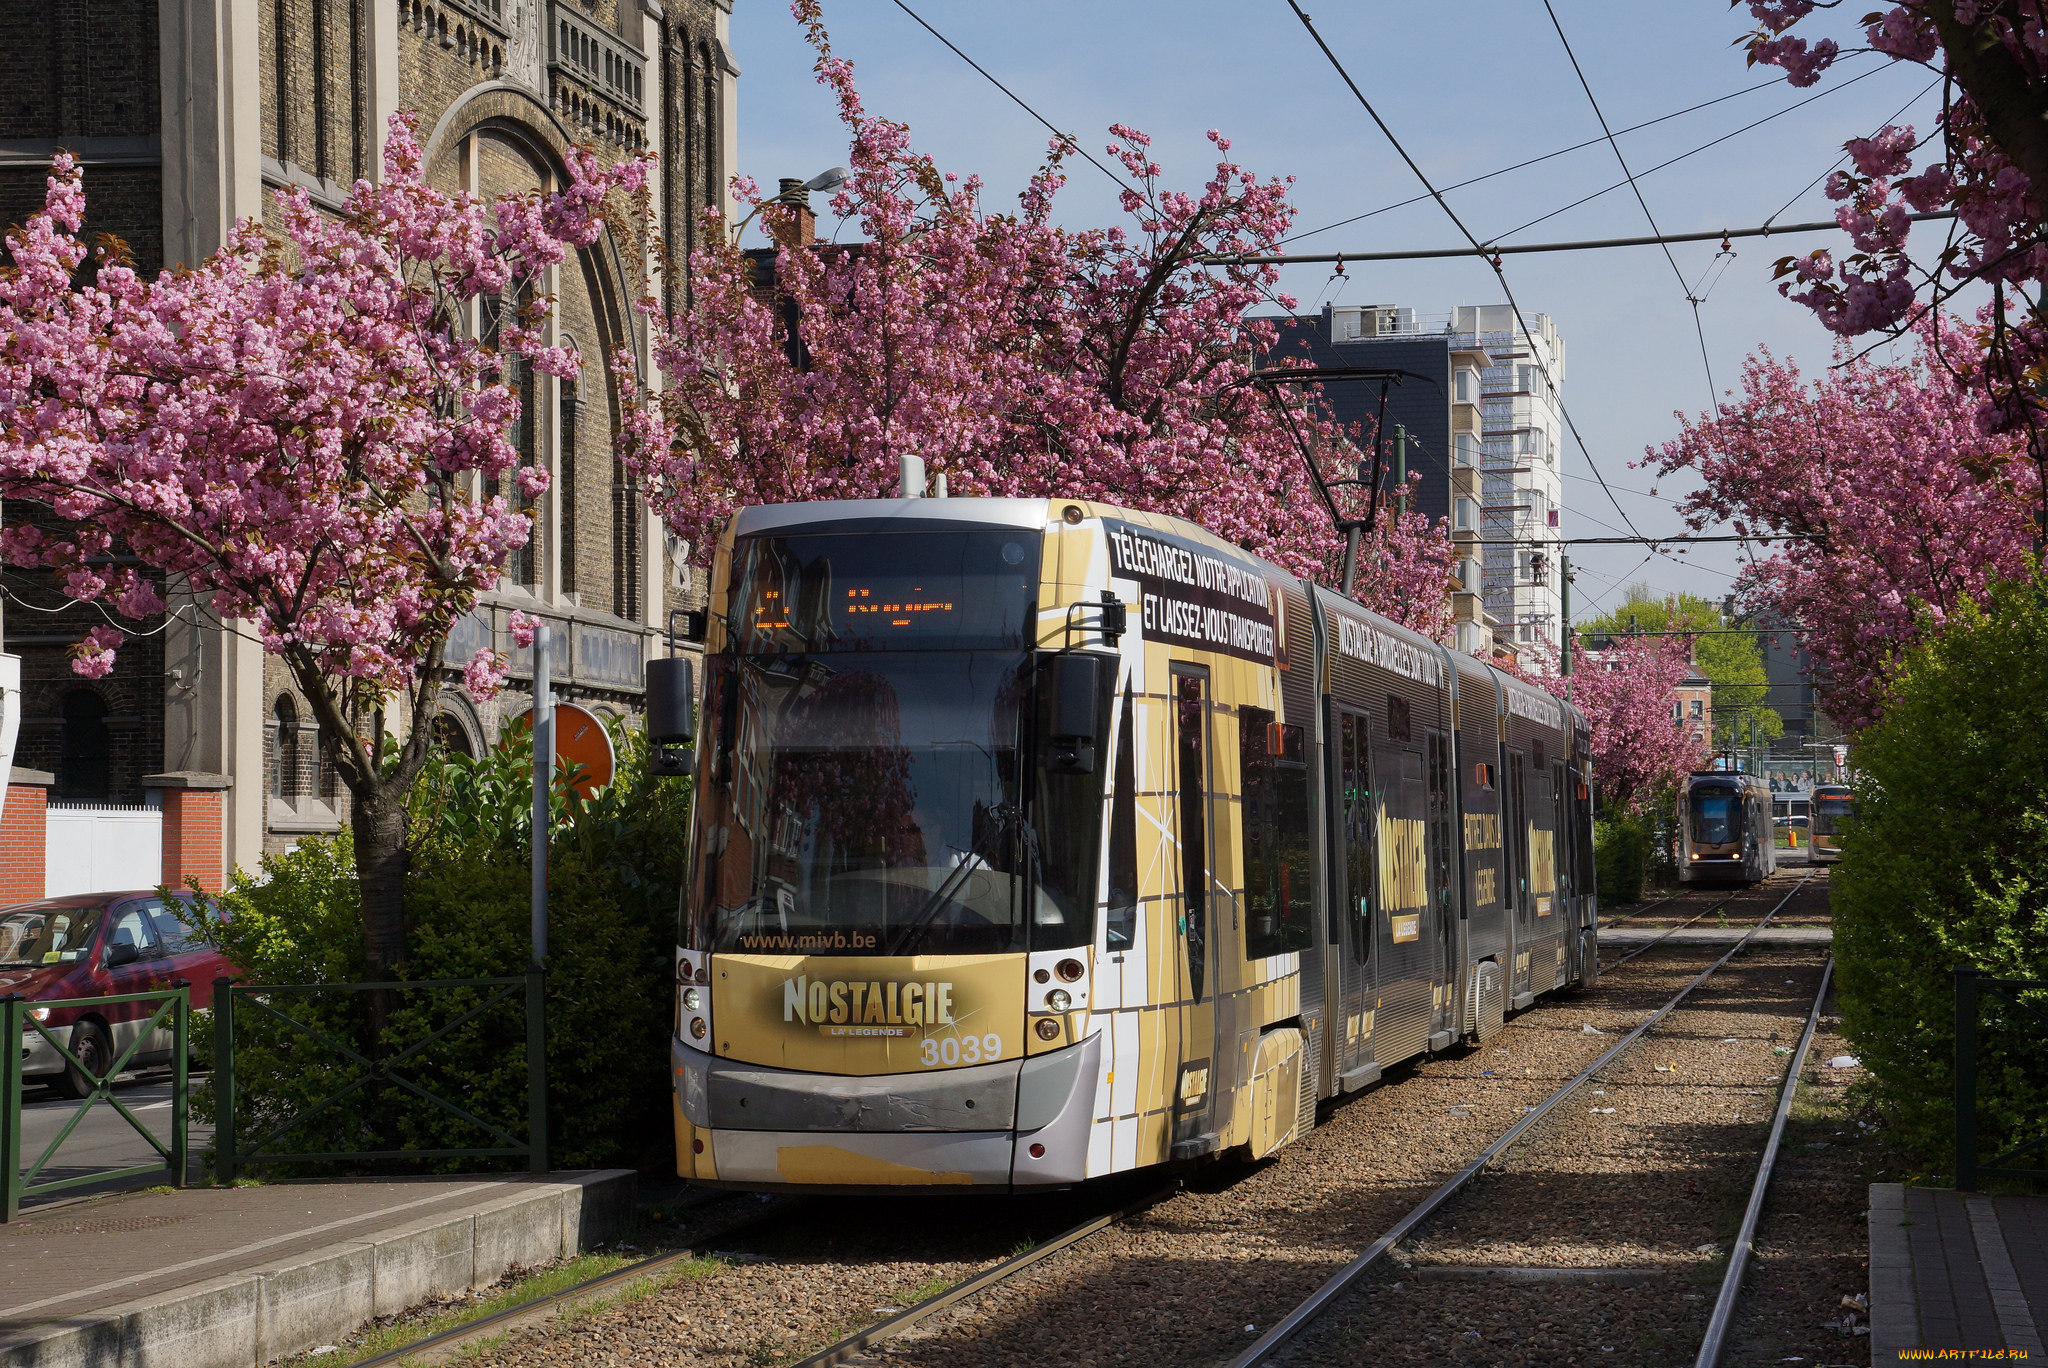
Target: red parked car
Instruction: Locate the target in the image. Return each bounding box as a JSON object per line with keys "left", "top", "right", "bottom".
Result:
{"left": 0, "top": 891, "right": 235, "bottom": 1098}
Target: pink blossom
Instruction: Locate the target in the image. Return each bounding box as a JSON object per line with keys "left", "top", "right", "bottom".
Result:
{"left": 69, "top": 625, "right": 123, "bottom": 679}
{"left": 463, "top": 648, "right": 510, "bottom": 701}
{"left": 622, "top": 6, "right": 1455, "bottom": 638}
{"left": 508, "top": 609, "right": 538, "bottom": 649}
{"left": 1540, "top": 634, "right": 1707, "bottom": 813}
{"left": 1644, "top": 322, "right": 2033, "bottom": 730}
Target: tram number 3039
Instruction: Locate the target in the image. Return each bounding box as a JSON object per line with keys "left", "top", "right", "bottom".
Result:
{"left": 922, "top": 1033, "right": 1005, "bottom": 1068}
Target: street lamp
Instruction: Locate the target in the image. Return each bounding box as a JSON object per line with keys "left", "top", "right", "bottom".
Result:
{"left": 732, "top": 165, "right": 852, "bottom": 243}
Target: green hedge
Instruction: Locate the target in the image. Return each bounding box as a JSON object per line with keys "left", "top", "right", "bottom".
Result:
{"left": 193, "top": 720, "right": 690, "bottom": 1174}
{"left": 1596, "top": 810, "right": 1656, "bottom": 905}
{"left": 1833, "top": 580, "right": 2048, "bottom": 1169}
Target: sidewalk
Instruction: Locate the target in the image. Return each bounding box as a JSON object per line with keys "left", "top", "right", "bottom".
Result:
{"left": 0, "top": 1170, "right": 634, "bottom": 1368}
{"left": 1869, "top": 1182, "right": 2047, "bottom": 1363}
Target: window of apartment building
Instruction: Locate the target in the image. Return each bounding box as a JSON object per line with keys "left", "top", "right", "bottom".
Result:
{"left": 1690, "top": 699, "right": 1705, "bottom": 720}
{"left": 1454, "top": 369, "right": 1477, "bottom": 403}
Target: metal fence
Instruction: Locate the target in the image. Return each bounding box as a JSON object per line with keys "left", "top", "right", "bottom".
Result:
{"left": 0, "top": 985, "right": 189, "bottom": 1220}
{"left": 212, "top": 970, "right": 546, "bottom": 1183}
{"left": 1954, "top": 966, "right": 2048, "bottom": 1190}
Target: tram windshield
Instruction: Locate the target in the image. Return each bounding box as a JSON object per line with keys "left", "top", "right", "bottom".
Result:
{"left": 1691, "top": 788, "right": 1741, "bottom": 846}
{"left": 1812, "top": 790, "right": 1857, "bottom": 835}
{"left": 690, "top": 529, "right": 1105, "bottom": 957}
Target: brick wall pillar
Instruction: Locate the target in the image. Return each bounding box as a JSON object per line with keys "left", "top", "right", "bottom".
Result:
{"left": 0, "top": 768, "right": 54, "bottom": 905}
{"left": 144, "top": 772, "right": 231, "bottom": 894}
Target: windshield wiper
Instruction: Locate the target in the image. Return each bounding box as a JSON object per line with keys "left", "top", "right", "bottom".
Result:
{"left": 886, "top": 803, "right": 1036, "bottom": 957}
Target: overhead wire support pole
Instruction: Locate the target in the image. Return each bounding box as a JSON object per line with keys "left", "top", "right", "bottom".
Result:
{"left": 1199, "top": 211, "right": 1960, "bottom": 267}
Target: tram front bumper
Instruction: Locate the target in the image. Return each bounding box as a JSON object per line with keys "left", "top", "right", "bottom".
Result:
{"left": 671, "top": 1034, "right": 1099, "bottom": 1192}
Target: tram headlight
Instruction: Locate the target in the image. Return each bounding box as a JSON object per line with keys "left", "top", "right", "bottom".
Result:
{"left": 689, "top": 1017, "right": 708, "bottom": 1040}
{"left": 682, "top": 987, "right": 701, "bottom": 1011}
{"left": 1035, "top": 1018, "right": 1062, "bottom": 1041}
{"left": 1046, "top": 989, "right": 1072, "bottom": 1012}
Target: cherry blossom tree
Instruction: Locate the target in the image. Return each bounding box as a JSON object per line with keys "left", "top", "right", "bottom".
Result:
{"left": 1738, "top": 2, "right": 2048, "bottom": 498}
{"left": 0, "top": 114, "right": 645, "bottom": 972}
{"left": 1543, "top": 634, "right": 1708, "bottom": 813}
{"left": 616, "top": 1, "right": 1455, "bottom": 637}
{"left": 1643, "top": 322, "right": 2034, "bottom": 730}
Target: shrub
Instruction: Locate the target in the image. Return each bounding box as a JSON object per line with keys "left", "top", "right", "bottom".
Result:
{"left": 1832, "top": 579, "right": 2048, "bottom": 1170}
{"left": 193, "top": 717, "right": 690, "bottom": 1174}
{"left": 1596, "top": 809, "right": 1655, "bottom": 905}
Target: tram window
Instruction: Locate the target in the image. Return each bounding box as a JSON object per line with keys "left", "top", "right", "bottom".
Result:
{"left": 1340, "top": 712, "right": 1372, "bottom": 964}
{"left": 1175, "top": 671, "right": 1210, "bottom": 1000}
{"left": 1428, "top": 732, "right": 1453, "bottom": 915}
{"left": 1692, "top": 790, "right": 1738, "bottom": 845}
{"left": 1241, "top": 707, "right": 1313, "bottom": 960}
{"left": 1033, "top": 655, "right": 1112, "bottom": 950}
{"left": 1532, "top": 737, "right": 1546, "bottom": 772}
{"left": 1105, "top": 689, "right": 1139, "bottom": 951}
{"left": 1385, "top": 694, "right": 1411, "bottom": 741}
{"left": 730, "top": 530, "right": 1039, "bottom": 653}
{"left": 688, "top": 651, "right": 1036, "bottom": 957}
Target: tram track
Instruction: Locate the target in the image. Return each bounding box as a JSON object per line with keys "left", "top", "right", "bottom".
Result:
{"left": 1220, "top": 872, "right": 1835, "bottom": 1359}
{"left": 363, "top": 872, "right": 1826, "bottom": 1368}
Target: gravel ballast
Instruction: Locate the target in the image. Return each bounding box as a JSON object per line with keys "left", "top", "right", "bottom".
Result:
{"left": 441, "top": 872, "right": 1859, "bottom": 1368}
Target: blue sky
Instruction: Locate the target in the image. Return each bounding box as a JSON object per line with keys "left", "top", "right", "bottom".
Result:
{"left": 724, "top": 1, "right": 1935, "bottom": 619}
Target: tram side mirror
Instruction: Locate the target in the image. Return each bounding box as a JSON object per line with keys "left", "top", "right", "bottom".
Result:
{"left": 645, "top": 655, "right": 697, "bottom": 777}
{"left": 1047, "top": 654, "right": 1104, "bottom": 774}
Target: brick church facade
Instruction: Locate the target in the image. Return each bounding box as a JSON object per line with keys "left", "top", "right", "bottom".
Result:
{"left": 0, "top": 0, "right": 732, "bottom": 889}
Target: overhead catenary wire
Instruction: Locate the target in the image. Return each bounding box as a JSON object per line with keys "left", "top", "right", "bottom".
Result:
{"left": 1201, "top": 210, "right": 1959, "bottom": 266}
{"left": 883, "top": 0, "right": 1138, "bottom": 196}
{"left": 1536, "top": 0, "right": 1719, "bottom": 412}
{"left": 1763, "top": 75, "right": 1942, "bottom": 230}
{"left": 1275, "top": 0, "right": 1647, "bottom": 544}
{"left": 1281, "top": 67, "right": 1853, "bottom": 247}
{"left": 1486, "top": 62, "right": 1886, "bottom": 248}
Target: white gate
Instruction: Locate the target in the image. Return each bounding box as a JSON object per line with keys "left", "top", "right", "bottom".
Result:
{"left": 45, "top": 803, "right": 163, "bottom": 897}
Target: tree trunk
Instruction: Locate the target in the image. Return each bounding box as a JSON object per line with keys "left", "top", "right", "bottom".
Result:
{"left": 350, "top": 775, "right": 412, "bottom": 979}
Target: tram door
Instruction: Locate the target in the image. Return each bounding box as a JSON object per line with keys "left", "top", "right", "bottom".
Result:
{"left": 1169, "top": 667, "right": 1218, "bottom": 1149}
{"left": 1372, "top": 720, "right": 1432, "bottom": 1066}
{"left": 1507, "top": 750, "right": 1533, "bottom": 999}
{"left": 1428, "top": 731, "right": 1457, "bottom": 1041}
{"left": 1333, "top": 708, "right": 1375, "bottom": 1083}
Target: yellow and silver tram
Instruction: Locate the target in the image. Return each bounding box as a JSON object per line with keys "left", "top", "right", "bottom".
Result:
{"left": 1809, "top": 783, "right": 1856, "bottom": 864}
{"left": 1677, "top": 770, "right": 1776, "bottom": 884}
{"left": 654, "top": 497, "right": 1596, "bottom": 1192}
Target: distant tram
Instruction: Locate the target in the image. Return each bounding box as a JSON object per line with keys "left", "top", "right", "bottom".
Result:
{"left": 1809, "top": 784, "right": 1857, "bottom": 864}
{"left": 1677, "top": 771, "right": 1776, "bottom": 884}
{"left": 655, "top": 497, "right": 1597, "bottom": 1193}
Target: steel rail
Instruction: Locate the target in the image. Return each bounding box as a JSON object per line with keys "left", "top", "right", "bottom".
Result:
{"left": 1596, "top": 891, "right": 1680, "bottom": 926}
{"left": 1600, "top": 895, "right": 1738, "bottom": 970}
{"left": 1227, "top": 869, "right": 1816, "bottom": 1368}
{"left": 1695, "top": 953, "right": 1835, "bottom": 1368}
{"left": 789, "top": 1184, "right": 1179, "bottom": 1368}
{"left": 350, "top": 1192, "right": 798, "bottom": 1367}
